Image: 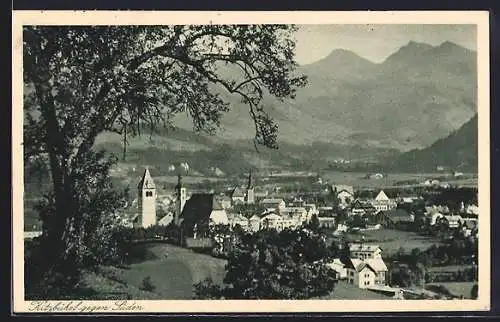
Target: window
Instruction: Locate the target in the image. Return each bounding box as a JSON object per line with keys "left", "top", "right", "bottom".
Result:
{"left": 146, "top": 191, "right": 153, "bottom": 197}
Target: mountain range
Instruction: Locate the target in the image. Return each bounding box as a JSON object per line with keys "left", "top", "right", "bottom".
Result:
{"left": 26, "top": 40, "right": 479, "bottom": 177}
{"left": 172, "top": 40, "right": 477, "bottom": 152}
{"left": 382, "top": 113, "right": 478, "bottom": 172}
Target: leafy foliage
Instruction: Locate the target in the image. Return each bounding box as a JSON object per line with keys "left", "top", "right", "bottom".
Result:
{"left": 23, "top": 25, "right": 306, "bottom": 295}
{"left": 140, "top": 276, "right": 156, "bottom": 292}
{"left": 194, "top": 228, "right": 338, "bottom": 299}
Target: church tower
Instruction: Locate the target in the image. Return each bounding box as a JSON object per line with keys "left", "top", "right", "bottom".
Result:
{"left": 137, "top": 167, "right": 157, "bottom": 228}
{"left": 245, "top": 170, "right": 255, "bottom": 204}
{"left": 174, "top": 174, "right": 187, "bottom": 226}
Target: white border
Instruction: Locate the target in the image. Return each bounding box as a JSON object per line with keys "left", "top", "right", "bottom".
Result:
{"left": 12, "top": 10, "right": 491, "bottom": 313}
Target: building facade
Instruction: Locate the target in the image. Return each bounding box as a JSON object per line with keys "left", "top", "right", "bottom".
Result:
{"left": 136, "top": 167, "right": 157, "bottom": 228}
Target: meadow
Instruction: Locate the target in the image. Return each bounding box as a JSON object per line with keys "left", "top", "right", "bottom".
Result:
{"left": 344, "top": 229, "right": 441, "bottom": 256}
{"left": 83, "top": 243, "right": 227, "bottom": 300}
{"left": 321, "top": 171, "right": 477, "bottom": 189}
{"left": 320, "top": 281, "right": 394, "bottom": 300}
{"left": 425, "top": 282, "right": 476, "bottom": 299}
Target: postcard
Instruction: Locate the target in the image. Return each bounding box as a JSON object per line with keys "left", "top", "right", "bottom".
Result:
{"left": 12, "top": 10, "right": 490, "bottom": 313}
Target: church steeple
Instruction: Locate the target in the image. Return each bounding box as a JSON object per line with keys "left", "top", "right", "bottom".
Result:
{"left": 175, "top": 174, "right": 187, "bottom": 226}
{"left": 245, "top": 169, "right": 255, "bottom": 204}
{"left": 138, "top": 166, "right": 155, "bottom": 189}
{"left": 137, "top": 167, "right": 156, "bottom": 228}
{"left": 246, "top": 169, "right": 254, "bottom": 190}
{"left": 175, "top": 174, "right": 183, "bottom": 190}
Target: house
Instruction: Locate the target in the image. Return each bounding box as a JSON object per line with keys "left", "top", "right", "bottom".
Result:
{"left": 178, "top": 193, "right": 229, "bottom": 238}
{"left": 349, "top": 244, "right": 382, "bottom": 260}
{"left": 375, "top": 208, "right": 415, "bottom": 229}
{"left": 318, "top": 206, "right": 335, "bottom": 216}
{"left": 371, "top": 190, "right": 397, "bottom": 212}
{"left": 248, "top": 214, "right": 261, "bottom": 232}
{"left": 318, "top": 217, "right": 336, "bottom": 228}
{"left": 335, "top": 223, "right": 348, "bottom": 233}
{"left": 344, "top": 258, "right": 388, "bottom": 288}
{"left": 260, "top": 198, "right": 286, "bottom": 213}
{"left": 332, "top": 185, "right": 355, "bottom": 205}
{"left": 369, "top": 173, "right": 384, "bottom": 180}
{"left": 304, "top": 203, "right": 319, "bottom": 217}
{"left": 442, "top": 215, "right": 463, "bottom": 229}
{"left": 326, "top": 258, "right": 347, "bottom": 279}
{"left": 260, "top": 213, "right": 283, "bottom": 230}
{"left": 230, "top": 187, "right": 245, "bottom": 204}
{"left": 351, "top": 199, "right": 377, "bottom": 216}
{"left": 466, "top": 204, "right": 479, "bottom": 216}
{"left": 217, "top": 195, "right": 233, "bottom": 210}
{"left": 228, "top": 213, "right": 250, "bottom": 231}
{"left": 425, "top": 205, "right": 450, "bottom": 215}
{"left": 281, "top": 207, "right": 309, "bottom": 224}
{"left": 428, "top": 212, "right": 444, "bottom": 226}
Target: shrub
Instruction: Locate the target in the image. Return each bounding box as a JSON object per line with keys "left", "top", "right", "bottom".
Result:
{"left": 140, "top": 276, "right": 156, "bottom": 292}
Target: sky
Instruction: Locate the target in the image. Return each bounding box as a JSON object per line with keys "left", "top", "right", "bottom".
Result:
{"left": 293, "top": 24, "right": 477, "bottom": 65}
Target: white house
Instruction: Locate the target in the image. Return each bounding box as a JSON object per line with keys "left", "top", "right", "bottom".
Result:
{"left": 228, "top": 213, "right": 250, "bottom": 230}
{"left": 332, "top": 185, "right": 355, "bottom": 205}
{"left": 346, "top": 259, "right": 379, "bottom": 289}
{"left": 466, "top": 204, "right": 479, "bottom": 216}
{"left": 327, "top": 258, "right": 347, "bottom": 279}
{"left": 248, "top": 214, "right": 261, "bottom": 232}
{"left": 344, "top": 244, "right": 388, "bottom": 288}
{"left": 260, "top": 213, "right": 283, "bottom": 230}
{"left": 349, "top": 244, "right": 383, "bottom": 260}
{"left": 260, "top": 198, "right": 286, "bottom": 213}
{"left": 371, "top": 190, "right": 397, "bottom": 212}
{"left": 428, "top": 212, "right": 444, "bottom": 226}
{"left": 443, "top": 215, "right": 463, "bottom": 229}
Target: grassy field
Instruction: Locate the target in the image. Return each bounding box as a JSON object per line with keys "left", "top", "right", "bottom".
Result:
{"left": 344, "top": 229, "right": 441, "bottom": 256}
{"left": 321, "top": 171, "right": 477, "bottom": 189}
{"left": 320, "top": 281, "right": 394, "bottom": 300}
{"left": 84, "top": 243, "right": 227, "bottom": 300}
{"left": 425, "top": 282, "right": 476, "bottom": 299}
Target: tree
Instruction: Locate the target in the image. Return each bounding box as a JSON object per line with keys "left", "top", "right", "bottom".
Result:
{"left": 24, "top": 25, "right": 307, "bottom": 288}
{"left": 195, "top": 229, "right": 337, "bottom": 299}
{"left": 307, "top": 213, "right": 320, "bottom": 232}
{"left": 140, "top": 276, "right": 156, "bottom": 292}
{"left": 25, "top": 150, "right": 130, "bottom": 297}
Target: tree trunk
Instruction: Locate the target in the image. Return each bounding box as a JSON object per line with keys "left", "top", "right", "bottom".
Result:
{"left": 35, "top": 81, "right": 76, "bottom": 263}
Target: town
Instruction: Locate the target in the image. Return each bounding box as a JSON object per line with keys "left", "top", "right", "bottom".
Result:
{"left": 96, "top": 166, "right": 479, "bottom": 300}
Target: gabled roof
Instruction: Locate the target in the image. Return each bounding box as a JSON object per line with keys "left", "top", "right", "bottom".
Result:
{"left": 137, "top": 167, "right": 155, "bottom": 189}
{"left": 180, "top": 193, "right": 225, "bottom": 233}
{"left": 348, "top": 258, "right": 378, "bottom": 273}
{"left": 231, "top": 186, "right": 245, "bottom": 198}
{"left": 332, "top": 185, "right": 354, "bottom": 194}
{"left": 365, "top": 258, "right": 388, "bottom": 272}
{"left": 375, "top": 190, "right": 390, "bottom": 201}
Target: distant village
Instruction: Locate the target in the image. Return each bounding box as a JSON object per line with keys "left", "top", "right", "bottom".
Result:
{"left": 109, "top": 166, "right": 479, "bottom": 295}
